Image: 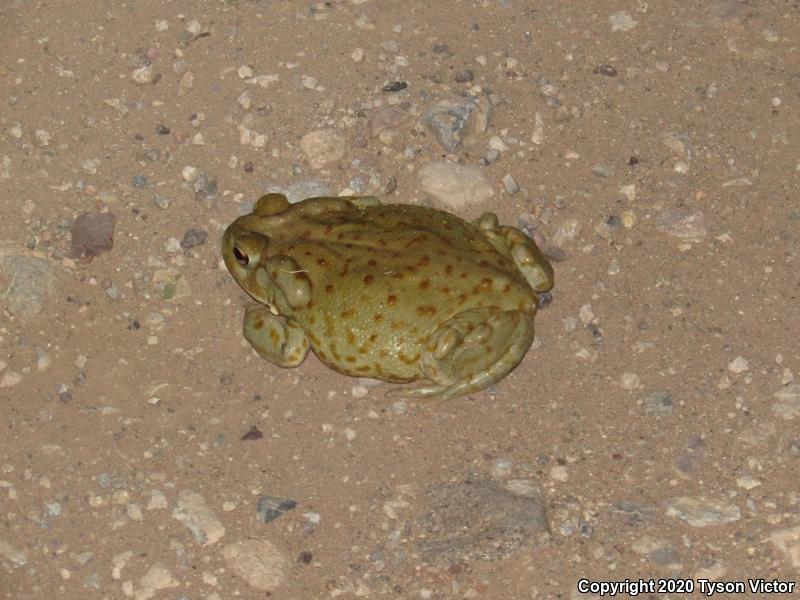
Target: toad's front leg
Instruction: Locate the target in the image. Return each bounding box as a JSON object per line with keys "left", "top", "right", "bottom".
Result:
{"left": 243, "top": 305, "right": 310, "bottom": 367}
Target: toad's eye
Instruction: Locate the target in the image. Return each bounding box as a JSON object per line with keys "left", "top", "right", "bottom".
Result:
{"left": 233, "top": 245, "right": 249, "bottom": 267}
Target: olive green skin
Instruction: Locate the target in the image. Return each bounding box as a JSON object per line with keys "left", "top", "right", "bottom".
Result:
{"left": 222, "top": 193, "right": 553, "bottom": 400}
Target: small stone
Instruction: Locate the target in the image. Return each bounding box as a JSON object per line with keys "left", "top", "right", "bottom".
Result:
{"left": 735, "top": 475, "right": 761, "bottom": 490}
{"left": 382, "top": 80, "right": 407, "bottom": 92}
{"left": 491, "top": 458, "right": 513, "bottom": 479}
{"left": 644, "top": 391, "right": 674, "bottom": 417}
{"left": 180, "top": 229, "right": 208, "bottom": 249}
{"left": 550, "top": 465, "right": 568, "bottom": 482}
{"left": 33, "top": 129, "right": 52, "bottom": 146}
{"left": 147, "top": 490, "right": 168, "bottom": 510}
{"left": 593, "top": 64, "right": 617, "bottom": 77}
{"left": 769, "top": 524, "right": 800, "bottom": 568}
{"left": 591, "top": 164, "right": 612, "bottom": 178}
{"left": 172, "top": 490, "right": 225, "bottom": 546}
{"left": 221, "top": 539, "right": 287, "bottom": 591}
{"left": 665, "top": 496, "right": 741, "bottom": 527}
{"left": 418, "top": 162, "right": 493, "bottom": 209}
{"left": 609, "top": 11, "right": 638, "bottom": 31}
{"left": 662, "top": 131, "right": 694, "bottom": 159}
{"left": 181, "top": 165, "right": 199, "bottom": 182}
{"left": 155, "top": 19, "right": 169, "bottom": 32}
{"left": 773, "top": 384, "right": 800, "bottom": 420}
{"left": 727, "top": 356, "right": 749, "bottom": 374}
{"left": 70, "top": 213, "right": 117, "bottom": 262}
{"left": 256, "top": 495, "right": 297, "bottom": 524}
{"left": 131, "top": 65, "right": 155, "bottom": 85}
{"left": 131, "top": 174, "right": 148, "bottom": 188}
{"left": 423, "top": 95, "right": 491, "bottom": 152}
{"left": 454, "top": 69, "right": 474, "bottom": 83}
{"left": 0, "top": 371, "right": 23, "bottom": 388}
{"left": 502, "top": 174, "right": 519, "bottom": 194}
{"left": 301, "top": 75, "right": 317, "bottom": 90}
{"left": 238, "top": 65, "right": 254, "bottom": 79}
{"left": 619, "top": 184, "right": 636, "bottom": 201}
{"left": 300, "top": 130, "right": 345, "bottom": 169}
{"left": 138, "top": 565, "right": 179, "bottom": 599}
{"left": 551, "top": 219, "right": 581, "bottom": 246}
{"left": 0, "top": 538, "right": 27, "bottom": 565}
{"left": 152, "top": 195, "right": 170, "bottom": 209}
{"left": 620, "top": 373, "right": 640, "bottom": 390}
{"left": 351, "top": 48, "right": 365, "bottom": 62}
{"left": 655, "top": 209, "right": 707, "bottom": 240}
{"left": 631, "top": 536, "right": 680, "bottom": 567}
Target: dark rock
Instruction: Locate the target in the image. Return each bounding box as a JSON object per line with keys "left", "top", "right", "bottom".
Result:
{"left": 382, "top": 81, "right": 407, "bottom": 92}
{"left": 180, "top": 228, "right": 208, "bottom": 249}
{"left": 454, "top": 69, "right": 474, "bottom": 83}
{"left": 70, "top": 213, "right": 117, "bottom": 262}
{"left": 256, "top": 495, "right": 297, "bottom": 523}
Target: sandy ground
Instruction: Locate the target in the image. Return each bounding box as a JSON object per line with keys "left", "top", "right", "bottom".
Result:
{"left": 2, "top": 1, "right": 800, "bottom": 598}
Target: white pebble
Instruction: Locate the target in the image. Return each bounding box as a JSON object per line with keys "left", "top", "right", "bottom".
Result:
{"left": 351, "top": 48, "right": 365, "bottom": 62}
{"left": 728, "top": 356, "right": 749, "bottom": 374}
{"left": 238, "top": 65, "right": 254, "bottom": 79}
{"left": 155, "top": 20, "right": 169, "bottom": 32}
{"left": 550, "top": 465, "right": 568, "bottom": 482}
{"left": 621, "top": 372, "right": 640, "bottom": 390}
{"left": 619, "top": 184, "right": 636, "bottom": 201}
{"left": 181, "top": 165, "right": 199, "bottom": 182}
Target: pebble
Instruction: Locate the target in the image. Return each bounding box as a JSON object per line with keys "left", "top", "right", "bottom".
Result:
{"left": 152, "top": 195, "right": 170, "bottom": 209}
{"left": 221, "top": 539, "right": 287, "bottom": 591}
{"left": 418, "top": 162, "right": 493, "bottom": 208}
{"left": 620, "top": 373, "right": 640, "bottom": 390}
{"left": 769, "top": 524, "right": 800, "bottom": 568}
{"left": 619, "top": 184, "right": 636, "bottom": 201}
{"left": 131, "top": 65, "right": 155, "bottom": 85}
{"left": 552, "top": 219, "right": 581, "bottom": 246}
{"left": 502, "top": 174, "right": 519, "bottom": 194}
{"left": 181, "top": 165, "right": 199, "bottom": 182}
{"left": 180, "top": 229, "right": 208, "bottom": 249}
{"left": 131, "top": 174, "right": 148, "bottom": 188}
{"left": 550, "top": 465, "right": 569, "bottom": 482}
{"left": 773, "top": 383, "right": 800, "bottom": 420}
{"left": 665, "top": 496, "right": 741, "bottom": 527}
{"left": 70, "top": 213, "right": 117, "bottom": 261}
{"left": 631, "top": 536, "right": 680, "bottom": 567}
{"left": 644, "top": 390, "right": 674, "bottom": 417}
{"left": 655, "top": 209, "right": 707, "bottom": 240}
{"left": 0, "top": 242, "right": 65, "bottom": 321}
{"left": 454, "top": 69, "right": 474, "bottom": 83}
{"left": 491, "top": 458, "right": 513, "bottom": 479}
{"left": 172, "top": 490, "right": 225, "bottom": 546}
{"left": 299, "top": 130, "right": 345, "bottom": 169}
{"left": 423, "top": 95, "right": 491, "bottom": 152}
{"left": 609, "top": 11, "right": 638, "bottom": 31}
{"left": 256, "top": 495, "right": 297, "bottom": 524}
{"left": 382, "top": 80, "right": 407, "bottom": 92}
{"left": 0, "top": 538, "right": 27, "bottom": 565}
{"left": 147, "top": 490, "right": 168, "bottom": 510}
{"left": 727, "top": 356, "right": 749, "bottom": 373}
{"left": 0, "top": 371, "right": 23, "bottom": 388}
{"left": 137, "top": 564, "right": 179, "bottom": 600}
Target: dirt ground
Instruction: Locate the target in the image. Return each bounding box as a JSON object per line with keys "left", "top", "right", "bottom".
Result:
{"left": 2, "top": 1, "right": 800, "bottom": 598}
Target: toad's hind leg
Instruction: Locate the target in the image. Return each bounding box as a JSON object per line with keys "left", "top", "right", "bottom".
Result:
{"left": 242, "top": 305, "right": 310, "bottom": 367}
{"left": 387, "top": 308, "right": 536, "bottom": 401}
